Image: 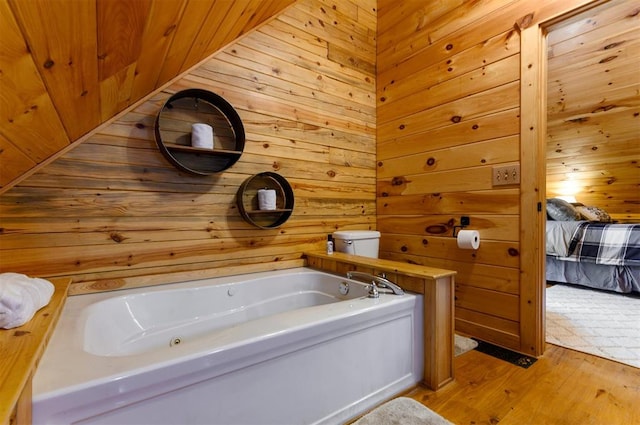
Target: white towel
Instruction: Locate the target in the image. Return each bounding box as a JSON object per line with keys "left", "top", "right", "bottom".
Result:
{"left": 0, "top": 273, "right": 54, "bottom": 329}
{"left": 258, "top": 189, "right": 277, "bottom": 210}
{"left": 191, "top": 123, "right": 214, "bottom": 149}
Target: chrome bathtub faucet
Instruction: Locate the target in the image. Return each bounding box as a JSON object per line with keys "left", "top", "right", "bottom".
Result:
{"left": 368, "top": 280, "right": 380, "bottom": 298}
{"left": 345, "top": 271, "right": 405, "bottom": 297}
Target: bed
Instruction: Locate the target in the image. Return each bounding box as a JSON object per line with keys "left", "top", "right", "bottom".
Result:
{"left": 546, "top": 219, "right": 640, "bottom": 293}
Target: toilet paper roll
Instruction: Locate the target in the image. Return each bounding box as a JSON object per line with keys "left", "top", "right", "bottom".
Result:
{"left": 457, "top": 229, "right": 480, "bottom": 250}
{"left": 258, "top": 189, "right": 277, "bottom": 210}
{"left": 191, "top": 123, "right": 214, "bottom": 149}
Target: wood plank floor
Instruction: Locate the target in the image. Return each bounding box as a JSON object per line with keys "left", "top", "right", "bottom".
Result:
{"left": 402, "top": 343, "right": 640, "bottom": 425}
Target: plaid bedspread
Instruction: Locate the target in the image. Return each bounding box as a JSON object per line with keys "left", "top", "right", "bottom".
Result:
{"left": 567, "top": 222, "right": 640, "bottom": 266}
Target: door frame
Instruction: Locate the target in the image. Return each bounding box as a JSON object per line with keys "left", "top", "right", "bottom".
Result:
{"left": 517, "top": 0, "right": 605, "bottom": 355}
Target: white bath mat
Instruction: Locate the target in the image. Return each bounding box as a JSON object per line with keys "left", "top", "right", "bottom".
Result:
{"left": 546, "top": 284, "right": 640, "bottom": 368}
{"left": 353, "top": 397, "right": 453, "bottom": 425}
{"left": 455, "top": 334, "right": 478, "bottom": 356}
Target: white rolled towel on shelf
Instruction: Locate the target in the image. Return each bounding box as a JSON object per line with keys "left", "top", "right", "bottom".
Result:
{"left": 191, "top": 123, "right": 214, "bottom": 149}
{"left": 0, "top": 273, "right": 54, "bottom": 329}
{"left": 258, "top": 189, "right": 277, "bottom": 210}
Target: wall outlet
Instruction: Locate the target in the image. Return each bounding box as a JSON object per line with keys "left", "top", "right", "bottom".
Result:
{"left": 492, "top": 164, "right": 520, "bottom": 186}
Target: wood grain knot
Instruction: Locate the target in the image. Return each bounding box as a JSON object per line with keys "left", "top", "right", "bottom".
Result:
{"left": 391, "top": 176, "right": 405, "bottom": 186}
{"left": 604, "top": 41, "right": 623, "bottom": 50}
{"left": 508, "top": 248, "right": 519, "bottom": 256}
{"left": 110, "top": 232, "right": 127, "bottom": 243}
{"left": 91, "top": 280, "right": 126, "bottom": 291}
{"left": 599, "top": 55, "right": 617, "bottom": 63}
{"left": 591, "top": 105, "right": 615, "bottom": 113}
{"left": 164, "top": 24, "right": 177, "bottom": 37}
{"left": 451, "top": 116, "right": 462, "bottom": 123}
{"left": 13, "top": 330, "right": 31, "bottom": 337}
{"left": 425, "top": 224, "right": 448, "bottom": 234}
{"left": 516, "top": 13, "right": 534, "bottom": 30}
{"left": 426, "top": 157, "right": 436, "bottom": 166}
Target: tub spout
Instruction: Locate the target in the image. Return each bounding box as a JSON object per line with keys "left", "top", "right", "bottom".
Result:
{"left": 346, "top": 271, "right": 405, "bottom": 296}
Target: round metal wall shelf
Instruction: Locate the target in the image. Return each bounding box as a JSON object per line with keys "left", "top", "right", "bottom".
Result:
{"left": 237, "top": 172, "right": 294, "bottom": 229}
{"left": 154, "top": 89, "right": 245, "bottom": 175}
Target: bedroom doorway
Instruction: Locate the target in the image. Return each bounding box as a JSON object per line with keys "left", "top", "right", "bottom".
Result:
{"left": 540, "top": 0, "right": 640, "bottom": 366}
{"left": 545, "top": 0, "right": 638, "bottom": 221}
{"left": 517, "top": 0, "right": 640, "bottom": 357}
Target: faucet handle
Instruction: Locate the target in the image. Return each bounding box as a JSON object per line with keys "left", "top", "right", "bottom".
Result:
{"left": 368, "top": 281, "right": 379, "bottom": 298}
{"left": 345, "top": 271, "right": 384, "bottom": 298}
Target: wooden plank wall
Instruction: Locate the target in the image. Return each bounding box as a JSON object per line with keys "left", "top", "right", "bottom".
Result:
{"left": 0, "top": 0, "right": 378, "bottom": 294}
{"left": 546, "top": 0, "right": 640, "bottom": 222}
{"left": 375, "top": 0, "right": 607, "bottom": 355}
{"left": 0, "top": 0, "right": 294, "bottom": 192}
{"left": 377, "top": 0, "right": 525, "bottom": 353}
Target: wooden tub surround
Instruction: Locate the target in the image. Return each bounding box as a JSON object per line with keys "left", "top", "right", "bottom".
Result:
{"left": 0, "top": 277, "right": 71, "bottom": 425}
{"left": 304, "top": 252, "right": 456, "bottom": 390}
{"left": 0, "top": 259, "right": 451, "bottom": 424}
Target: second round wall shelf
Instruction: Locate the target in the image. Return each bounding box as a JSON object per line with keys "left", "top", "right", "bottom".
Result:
{"left": 237, "top": 172, "right": 294, "bottom": 229}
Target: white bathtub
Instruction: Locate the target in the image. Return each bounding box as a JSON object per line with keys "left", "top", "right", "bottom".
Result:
{"left": 33, "top": 268, "right": 423, "bottom": 425}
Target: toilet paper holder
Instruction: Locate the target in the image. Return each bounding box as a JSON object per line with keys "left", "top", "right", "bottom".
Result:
{"left": 452, "top": 216, "right": 470, "bottom": 237}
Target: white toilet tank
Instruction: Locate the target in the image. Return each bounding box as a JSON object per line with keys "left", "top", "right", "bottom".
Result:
{"left": 332, "top": 230, "right": 381, "bottom": 258}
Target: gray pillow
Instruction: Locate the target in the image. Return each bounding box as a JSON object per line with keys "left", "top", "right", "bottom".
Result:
{"left": 546, "top": 198, "right": 581, "bottom": 221}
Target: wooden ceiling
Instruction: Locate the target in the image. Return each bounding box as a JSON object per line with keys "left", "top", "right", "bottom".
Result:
{"left": 546, "top": 0, "right": 639, "bottom": 219}
{"left": 0, "top": 0, "right": 294, "bottom": 193}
